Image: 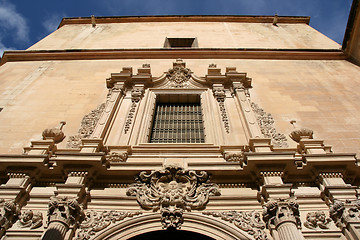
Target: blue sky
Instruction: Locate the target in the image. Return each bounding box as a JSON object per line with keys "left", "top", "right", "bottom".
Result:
{"left": 0, "top": 0, "right": 353, "bottom": 56}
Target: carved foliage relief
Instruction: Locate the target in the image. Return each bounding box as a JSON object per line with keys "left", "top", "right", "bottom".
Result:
{"left": 17, "top": 210, "right": 43, "bottom": 229}
{"left": 304, "top": 211, "right": 331, "bottom": 230}
{"left": 67, "top": 103, "right": 106, "bottom": 148}
{"left": 124, "top": 86, "right": 145, "bottom": 134}
{"left": 213, "top": 85, "right": 230, "bottom": 134}
{"left": 76, "top": 210, "right": 142, "bottom": 240}
{"left": 203, "top": 211, "right": 269, "bottom": 240}
{"left": 47, "top": 196, "right": 84, "bottom": 227}
{"left": 126, "top": 166, "right": 220, "bottom": 229}
{"left": 251, "top": 102, "right": 288, "bottom": 147}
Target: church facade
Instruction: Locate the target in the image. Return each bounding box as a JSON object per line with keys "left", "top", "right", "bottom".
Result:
{"left": 0, "top": 12, "right": 360, "bottom": 240}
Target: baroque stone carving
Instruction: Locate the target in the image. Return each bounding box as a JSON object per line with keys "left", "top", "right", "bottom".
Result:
{"left": 42, "top": 121, "right": 66, "bottom": 143}
{"left": 304, "top": 211, "right": 331, "bottom": 229}
{"left": 124, "top": 86, "right": 145, "bottom": 134}
{"left": 251, "top": 102, "right": 288, "bottom": 147}
{"left": 262, "top": 198, "right": 301, "bottom": 229}
{"left": 330, "top": 199, "right": 360, "bottom": 228}
{"left": 289, "top": 120, "right": 314, "bottom": 143}
{"left": 105, "top": 151, "right": 128, "bottom": 162}
{"left": 223, "top": 151, "right": 243, "bottom": 162}
{"left": 126, "top": 165, "right": 220, "bottom": 229}
{"left": 203, "top": 211, "right": 269, "bottom": 240}
{"left": 166, "top": 59, "right": 191, "bottom": 88}
{"left": 67, "top": 104, "right": 106, "bottom": 148}
{"left": 17, "top": 210, "right": 43, "bottom": 229}
{"left": 47, "top": 196, "right": 84, "bottom": 228}
{"left": 75, "top": 210, "right": 142, "bottom": 240}
{"left": 213, "top": 85, "right": 230, "bottom": 133}
{"left": 0, "top": 199, "right": 20, "bottom": 234}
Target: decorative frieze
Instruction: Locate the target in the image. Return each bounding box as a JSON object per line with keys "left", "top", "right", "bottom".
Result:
{"left": 251, "top": 102, "right": 288, "bottom": 147}
{"left": 203, "top": 211, "right": 269, "bottom": 240}
{"left": 126, "top": 165, "right": 220, "bottom": 229}
{"left": 303, "top": 211, "right": 331, "bottom": 230}
{"left": 75, "top": 210, "right": 142, "bottom": 240}
{"left": 67, "top": 103, "right": 106, "bottom": 148}
{"left": 105, "top": 151, "right": 128, "bottom": 162}
{"left": 17, "top": 210, "right": 43, "bottom": 229}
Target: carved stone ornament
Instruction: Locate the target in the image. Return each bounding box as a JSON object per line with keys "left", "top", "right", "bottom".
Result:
{"left": 289, "top": 128, "right": 314, "bottom": 143}
{"left": 203, "top": 211, "right": 269, "bottom": 240}
{"left": 213, "top": 85, "right": 230, "bottom": 134}
{"left": 304, "top": 211, "right": 331, "bottom": 230}
{"left": 17, "top": 210, "right": 43, "bottom": 229}
{"left": 330, "top": 199, "right": 360, "bottom": 228}
{"left": 126, "top": 165, "right": 220, "bottom": 230}
{"left": 75, "top": 210, "right": 142, "bottom": 240}
{"left": 0, "top": 199, "right": 20, "bottom": 233}
{"left": 67, "top": 103, "right": 106, "bottom": 148}
{"left": 124, "top": 86, "right": 145, "bottom": 134}
{"left": 223, "top": 151, "right": 243, "bottom": 162}
{"left": 262, "top": 198, "right": 301, "bottom": 229}
{"left": 251, "top": 102, "right": 288, "bottom": 148}
{"left": 166, "top": 59, "right": 191, "bottom": 88}
{"left": 42, "top": 121, "right": 66, "bottom": 144}
{"left": 105, "top": 151, "right": 128, "bottom": 162}
{"left": 47, "top": 196, "right": 84, "bottom": 228}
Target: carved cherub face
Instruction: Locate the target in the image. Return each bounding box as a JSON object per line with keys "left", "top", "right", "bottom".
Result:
{"left": 22, "top": 210, "right": 33, "bottom": 222}
{"left": 306, "top": 212, "right": 317, "bottom": 224}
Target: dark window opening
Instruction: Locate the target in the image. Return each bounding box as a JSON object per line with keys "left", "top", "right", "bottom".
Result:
{"left": 164, "top": 37, "right": 198, "bottom": 48}
{"left": 150, "top": 95, "right": 204, "bottom": 143}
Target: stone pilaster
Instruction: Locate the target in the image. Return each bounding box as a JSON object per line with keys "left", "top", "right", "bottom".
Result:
{"left": 260, "top": 172, "right": 305, "bottom": 240}
{"left": 42, "top": 171, "right": 88, "bottom": 240}
{"left": 0, "top": 173, "right": 32, "bottom": 237}
{"left": 42, "top": 196, "right": 84, "bottom": 240}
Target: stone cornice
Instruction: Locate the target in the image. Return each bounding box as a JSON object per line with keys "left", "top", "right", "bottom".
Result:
{"left": 0, "top": 49, "right": 345, "bottom": 66}
{"left": 58, "top": 15, "right": 311, "bottom": 28}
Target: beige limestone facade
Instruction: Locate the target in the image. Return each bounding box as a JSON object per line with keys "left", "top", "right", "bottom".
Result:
{"left": 0, "top": 14, "right": 359, "bottom": 239}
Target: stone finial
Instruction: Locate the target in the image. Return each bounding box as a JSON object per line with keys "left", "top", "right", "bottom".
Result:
{"left": 42, "top": 121, "right": 66, "bottom": 144}
{"left": 289, "top": 120, "right": 313, "bottom": 143}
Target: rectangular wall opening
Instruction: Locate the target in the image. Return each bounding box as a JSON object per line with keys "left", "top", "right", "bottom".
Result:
{"left": 150, "top": 94, "right": 204, "bottom": 143}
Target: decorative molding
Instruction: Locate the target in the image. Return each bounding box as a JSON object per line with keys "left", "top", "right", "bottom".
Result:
{"left": 17, "top": 210, "right": 43, "bottom": 229}
{"left": 166, "top": 59, "right": 191, "bottom": 88}
{"left": 250, "top": 102, "right": 288, "bottom": 147}
{"left": 203, "top": 211, "right": 269, "bottom": 240}
{"left": 67, "top": 104, "right": 106, "bottom": 148}
{"left": 126, "top": 165, "right": 220, "bottom": 229}
{"left": 47, "top": 196, "right": 84, "bottom": 228}
{"left": 105, "top": 151, "right": 128, "bottom": 162}
{"left": 213, "top": 84, "right": 230, "bottom": 134}
{"left": 262, "top": 198, "right": 301, "bottom": 229}
{"left": 75, "top": 210, "right": 142, "bottom": 240}
{"left": 124, "top": 85, "right": 145, "bottom": 134}
{"left": 223, "top": 151, "right": 243, "bottom": 162}
{"left": 0, "top": 200, "right": 20, "bottom": 234}
{"left": 303, "top": 211, "right": 331, "bottom": 230}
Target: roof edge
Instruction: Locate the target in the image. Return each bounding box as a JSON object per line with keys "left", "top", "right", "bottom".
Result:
{"left": 58, "top": 15, "right": 311, "bottom": 29}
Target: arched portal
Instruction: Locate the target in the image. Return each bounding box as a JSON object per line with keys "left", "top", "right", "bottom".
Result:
{"left": 93, "top": 213, "right": 255, "bottom": 240}
{"left": 128, "top": 229, "right": 215, "bottom": 240}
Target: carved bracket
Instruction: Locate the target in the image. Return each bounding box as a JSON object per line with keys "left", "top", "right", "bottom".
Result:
{"left": 126, "top": 165, "right": 220, "bottom": 229}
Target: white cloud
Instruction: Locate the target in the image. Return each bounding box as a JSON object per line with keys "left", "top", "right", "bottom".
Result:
{"left": 42, "top": 13, "right": 65, "bottom": 34}
{"left": 0, "top": 1, "right": 29, "bottom": 56}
